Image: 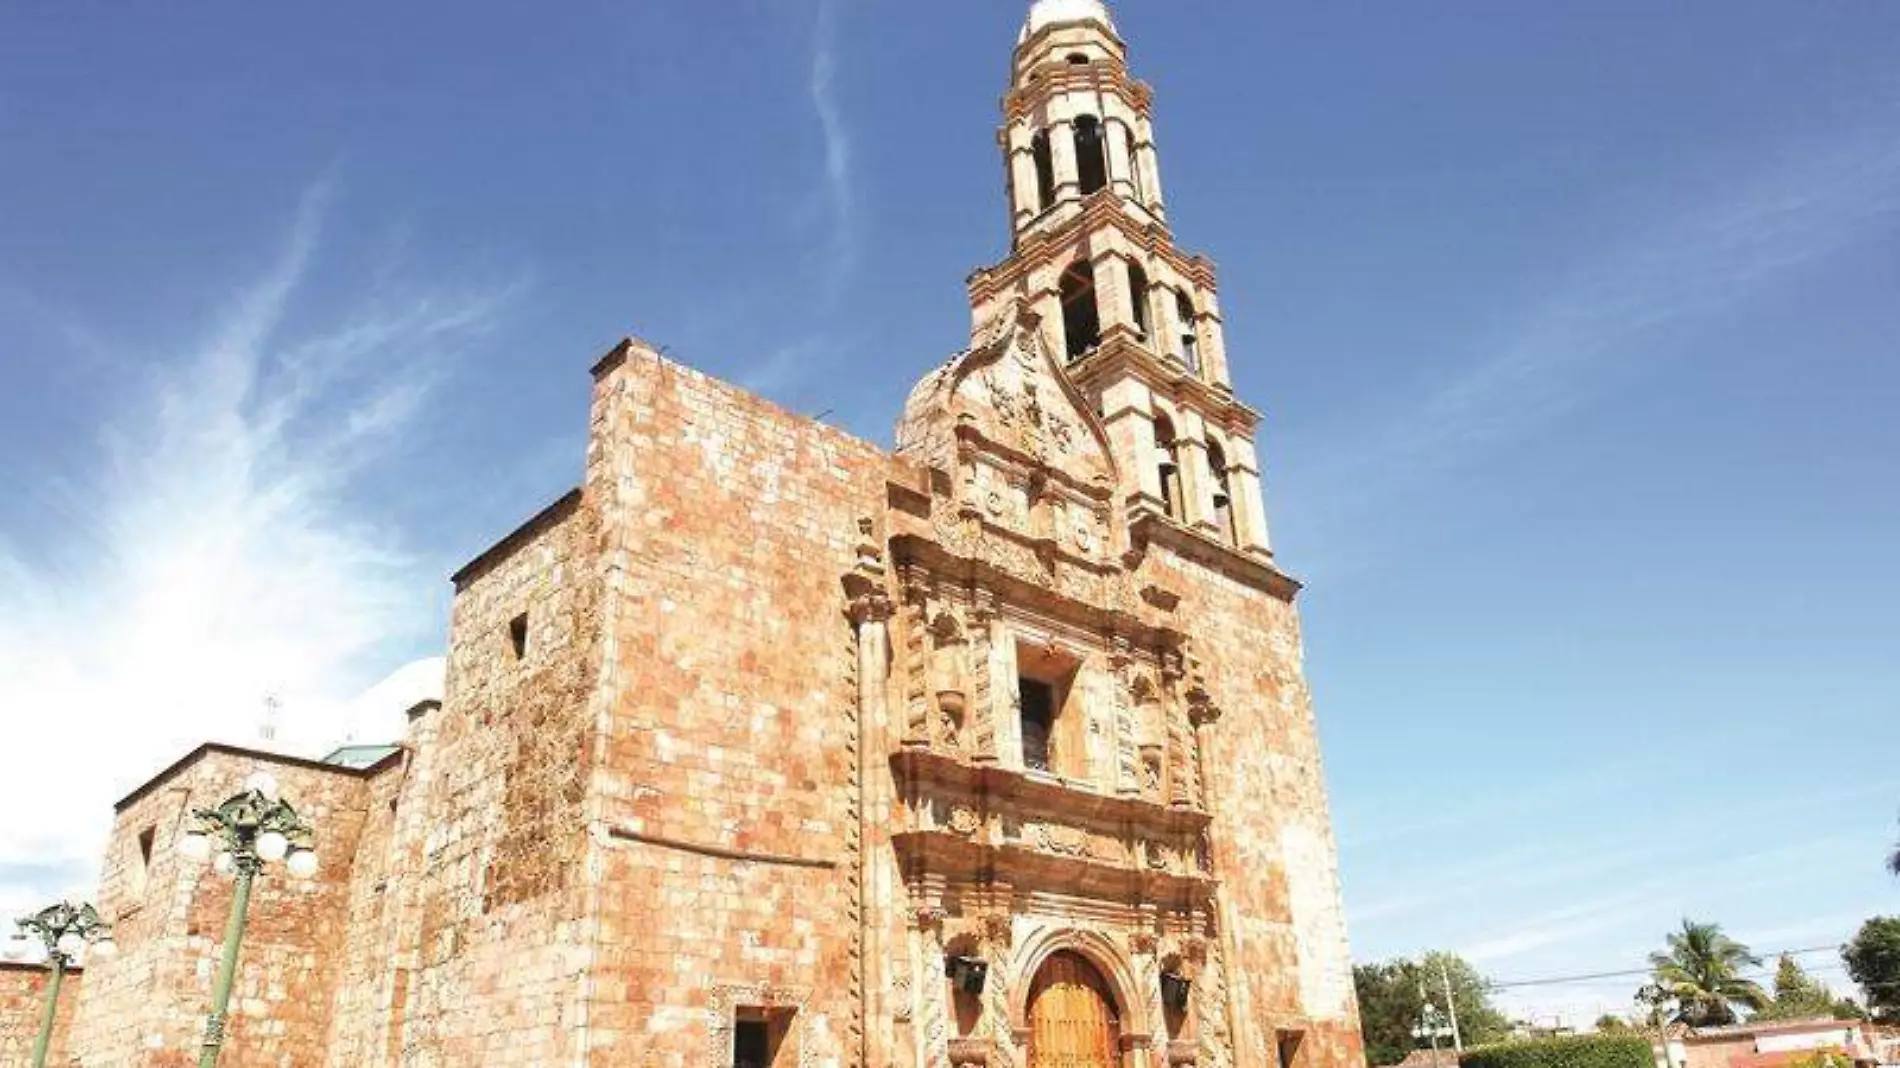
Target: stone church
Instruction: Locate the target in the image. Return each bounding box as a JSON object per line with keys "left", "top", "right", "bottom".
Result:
{"left": 1, "top": 2, "right": 1366, "bottom": 1066}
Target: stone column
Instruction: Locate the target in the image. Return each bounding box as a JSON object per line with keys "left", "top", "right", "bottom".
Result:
{"left": 1162, "top": 649, "right": 1194, "bottom": 810}
{"left": 1154, "top": 275, "right": 1185, "bottom": 368}
{"left": 1226, "top": 442, "right": 1273, "bottom": 557}
{"left": 912, "top": 892, "right": 951, "bottom": 1068}
{"left": 968, "top": 592, "right": 999, "bottom": 762}
{"left": 1195, "top": 289, "right": 1232, "bottom": 389}
{"left": 1109, "top": 383, "right": 1164, "bottom": 513}
{"left": 1186, "top": 692, "right": 1245, "bottom": 1068}
{"left": 1006, "top": 124, "right": 1040, "bottom": 232}
{"left": 1106, "top": 117, "right": 1138, "bottom": 201}
{"left": 1110, "top": 638, "right": 1142, "bottom": 797}
{"left": 848, "top": 537, "right": 896, "bottom": 1068}
{"left": 1050, "top": 119, "right": 1081, "bottom": 203}
{"left": 1092, "top": 250, "right": 1139, "bottom": 343}
{"left": 1135, "top": 115, "right": 1166, "bottom": 219}
{"left": 1173, "top": 409, "right": 1215, "bottom": 534}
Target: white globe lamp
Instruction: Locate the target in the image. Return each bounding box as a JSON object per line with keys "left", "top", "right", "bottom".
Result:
{"left": 286, "top": 849, "right": 319, "bottom": 879}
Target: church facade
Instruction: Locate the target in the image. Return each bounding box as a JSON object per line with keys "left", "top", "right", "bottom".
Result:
{"left": 4, "top": 3, "right": 1366, "bottom": 1066}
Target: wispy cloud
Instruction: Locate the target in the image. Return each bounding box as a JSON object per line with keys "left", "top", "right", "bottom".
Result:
{"left": 0, "top": 180, "right": 512, "bottom": 916}
{"left": 735, "top": 0, "right": 860, "bottom": 398}
{"left": 1298, "top": 108, "right": 1900, "bottom": 546}
{"left": 808, "top": 0, "right": 858, "bottom": 303}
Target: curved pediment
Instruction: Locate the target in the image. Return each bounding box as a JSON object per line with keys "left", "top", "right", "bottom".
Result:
{"left": 895, "top": 301, "right": 1117, "bottom": 491}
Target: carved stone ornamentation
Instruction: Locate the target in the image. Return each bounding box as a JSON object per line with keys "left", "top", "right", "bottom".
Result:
{"left": 1035, "top": 823, "right": 1091, "bottom": 858}
{"left": 947, "top": 806, "right": 982, "bottom": 837}
{"left": 949, "top": 1037, "right": 992, "bottom": 1068}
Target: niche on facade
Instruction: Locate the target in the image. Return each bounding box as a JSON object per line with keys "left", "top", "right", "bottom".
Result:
{"left": 930, "top": 612, "right": 970, "bottom": 747}
{"left": 1159, "top": 952, "right": 1194, "bottom": 1044}
{"left": 1016, "top": 639, "right": 1085, "bottom": 779}
{"left": 1131, "top": 676, "right": 1166, "bottom": 799}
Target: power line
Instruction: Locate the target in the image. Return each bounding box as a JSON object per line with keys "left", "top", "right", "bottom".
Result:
{"left": 1490, "top": 945, "right": 1844, "bottom": 990}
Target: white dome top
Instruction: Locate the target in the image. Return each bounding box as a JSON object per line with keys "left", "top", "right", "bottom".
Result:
{"left": 1019, "top": 0, "right": 1115, "bottom": 43}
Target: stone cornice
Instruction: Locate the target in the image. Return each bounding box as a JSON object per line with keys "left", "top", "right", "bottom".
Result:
{"left": 895, "top": 749, "right": 1212, "bottom": 835}
{"left": 968, "top": 192, "right": 1217, "bottom": 302}
{"left": 1001, "top": 63, "right": 1153, "bottom": 124}
{"left": 1068, "top": 336, "right": 1260, "bottom": 434}
{"left": 113, "top": 741, "right": 403, "bottom": 813}
{"left": 890, "top": 749, "right": 1217, "bottom": 901}
{"left": 450, "top": 488, "right": 584, "bottom": 590}
{"left": 888, "top": 527, "right": 1185, "bottom": 650}
{"left": 1127, "top": 510, "right": 1302, "bottom": 603}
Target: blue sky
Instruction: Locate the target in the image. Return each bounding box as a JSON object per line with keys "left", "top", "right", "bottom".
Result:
{"left": 3, "top": 0, "right": 1898, "bottom": 1025}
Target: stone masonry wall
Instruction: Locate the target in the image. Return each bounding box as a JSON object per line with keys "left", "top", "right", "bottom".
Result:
{"left": 1, "top": 963, "right": 80, "bottom": 1066}
{"left": 401, "top": 490, "right": 602, "bottom": 1066}
{"left": 321, "top": 758, "right": 409, "bottom": 1066}
{"left": 68, "top": 749, "right": 373, "bottom": 1067}
{"left": 582, "top": 346, "right": 892, "bottom": 1067}
{"left": 1150, "top": 542, "right": 1364, "bottom": 1068}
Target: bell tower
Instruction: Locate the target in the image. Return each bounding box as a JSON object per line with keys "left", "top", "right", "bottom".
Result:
{"left": 969, "top": 0, "right": 1275, "bottom": 564}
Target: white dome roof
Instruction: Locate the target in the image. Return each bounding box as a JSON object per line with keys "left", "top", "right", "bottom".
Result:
{"left": 1019, "top": 0, "right": 1116, "bottom": 42}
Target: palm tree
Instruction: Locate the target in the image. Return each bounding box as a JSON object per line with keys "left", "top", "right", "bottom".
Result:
{"left": 1648, "top": 919, "right": 1769, "bottom": 1027}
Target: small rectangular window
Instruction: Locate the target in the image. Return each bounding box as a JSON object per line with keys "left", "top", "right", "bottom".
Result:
{"left": 508, "top": 613, "right": 528, "bottom": 659}
{"left": 733, "top": 1008, "right": 790, "bottom": 1068}
{"left": 132, "top": 825, "right": 156, "bottom": 896}
{"left": 1277, "top": 1029, "right": 1305, "bottom": 1068}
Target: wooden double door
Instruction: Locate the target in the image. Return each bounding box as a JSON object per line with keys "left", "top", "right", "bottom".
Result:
{"left": 1026, "top": 952, "right": 1121, "bottom": 1068}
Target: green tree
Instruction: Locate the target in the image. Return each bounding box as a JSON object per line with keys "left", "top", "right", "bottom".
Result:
{"left": 1353, "top": 953, "right": 1510, "bottom": 1066}
{"left": 1887, "top": 823, "right": 1899, "bottom": 878}
{"left": 1755, "top": 954, "right": 1837, "bottom": 1021}
{"left": 1422, "top": 952, "right": 1513, "bottom": 1046}
{"left": 1647, "top": 919, "right": 1769, "bottom": 1026}
{"left": 1594, "top": 1015, "right": 1633, "bottom": 1034}
{"left": 1355, "top": 960, "right": 1424, "bottom": 1067}
{"left": 1841, "top": 916, "right": 1900, "bottom": 1021}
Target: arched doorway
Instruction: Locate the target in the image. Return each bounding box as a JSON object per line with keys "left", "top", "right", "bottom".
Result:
{"left": 1027, "top": 951, "right": 1121, "bottom": 1068}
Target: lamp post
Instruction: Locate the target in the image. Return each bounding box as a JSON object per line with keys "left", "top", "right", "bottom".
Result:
{"left": 4, "top": 900, "right": 116, "bottom": 1068}
{"left": 177, "top": 770, "right": 319, "bottom": 1068}
{"left": 1414, "top": 1001, "right": 1455, "bottom": 1068}
{"left": 1637, "top": 984, "right": 1673, "bottom": 1068}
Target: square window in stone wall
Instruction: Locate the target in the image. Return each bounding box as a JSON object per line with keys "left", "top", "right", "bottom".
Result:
{"left": 732, "top": 1007, "right": 793, "bottom": 1068}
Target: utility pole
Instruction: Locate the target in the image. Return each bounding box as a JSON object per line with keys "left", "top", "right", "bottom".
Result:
{"left": 1441, "top": 959, "right": 1465, "bottom": 1053}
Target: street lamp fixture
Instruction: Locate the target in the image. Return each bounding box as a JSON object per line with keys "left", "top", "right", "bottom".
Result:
{"left": 1413, "top": 1001, "right": 1456, "bottom": 1068}
{"left": 178, "top": 769, "right": 318, "bottom": 1068}
{"left": 5, "top": 900, "right": 115, "bottom": 1068}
